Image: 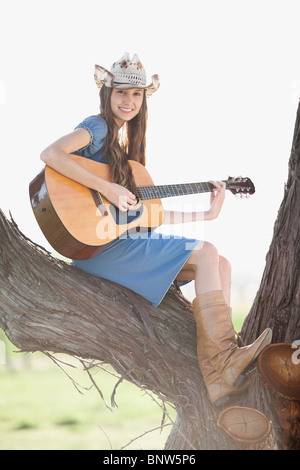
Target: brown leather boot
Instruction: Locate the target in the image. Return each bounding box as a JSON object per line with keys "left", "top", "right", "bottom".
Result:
{"left": 194, "top": 305, "right": 249, "bottom": 406}
{"left": 193, "top": 291, "right": 272, "bottom": 387}
{"left": 197, "top": 350, "right": 249, "bottom": 407}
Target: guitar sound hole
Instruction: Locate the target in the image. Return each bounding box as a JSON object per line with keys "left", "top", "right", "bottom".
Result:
{"left": 109, "top": 202, "right": 144, "bottom": 225}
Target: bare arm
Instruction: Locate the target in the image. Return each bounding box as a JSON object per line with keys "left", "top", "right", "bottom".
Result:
{"left": 40, "top": 128, "right": 137, "bottom": 211}
{"left": 163, "top": 210, "right": 207, "bottom": 224}
{"left": 163, "top": 181, "right": 226, "bottom": 224}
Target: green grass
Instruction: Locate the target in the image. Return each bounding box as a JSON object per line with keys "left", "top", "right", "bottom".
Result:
{"left": 0, "top": 306, "right": 247, "bottom": 450}
{"left": 0, "top": 351, "right": 175, "bottom": 450}
{"left": 233, "top": 303, "right": 250, "bottom": 334}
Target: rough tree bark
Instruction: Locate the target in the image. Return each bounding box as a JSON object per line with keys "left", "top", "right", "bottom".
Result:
{"left": 1, "top": 102, "right": 300, "bottom": 450}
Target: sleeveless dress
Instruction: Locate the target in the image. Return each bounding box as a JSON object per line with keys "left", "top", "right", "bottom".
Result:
{"left": 72, "top": 115, "right": 199, "bottom": 306}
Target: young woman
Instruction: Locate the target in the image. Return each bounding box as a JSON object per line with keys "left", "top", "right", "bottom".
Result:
{"left": 40, "top": 53, "right": 272, "bottom": 406}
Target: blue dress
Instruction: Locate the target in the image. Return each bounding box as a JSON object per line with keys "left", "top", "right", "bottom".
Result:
{"left": 72, "top": 115, "right": 199, "bottom": 306}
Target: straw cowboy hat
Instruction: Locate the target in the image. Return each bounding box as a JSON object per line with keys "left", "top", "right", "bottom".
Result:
{"left": 94, "top": 52, "right": 160, "bottom": 97}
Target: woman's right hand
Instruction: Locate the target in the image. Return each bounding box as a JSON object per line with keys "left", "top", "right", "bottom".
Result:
{"left": 101, "top": 181, "right": 137, "bottom": 212}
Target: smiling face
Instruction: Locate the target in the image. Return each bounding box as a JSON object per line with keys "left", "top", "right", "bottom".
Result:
{"left": 110, "top": 88, "right": 144, "bottom": 128}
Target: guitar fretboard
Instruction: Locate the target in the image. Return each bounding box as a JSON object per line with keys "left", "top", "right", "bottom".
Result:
{"left": 137, "top": 181, "right": 228, "bottom": 201}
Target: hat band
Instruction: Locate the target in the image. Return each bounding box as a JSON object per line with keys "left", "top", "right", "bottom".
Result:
{"left": 113, "top": 73, "right": 146, "bottom": 87}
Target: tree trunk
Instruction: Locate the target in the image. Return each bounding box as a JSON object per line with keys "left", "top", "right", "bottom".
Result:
{"left": 240, "top": 105, "right": 300, "bottom": 345}
{"left": 238, "top": 99, "right": 300, "bottom": 450}
{"left": 1, "top": 103, "right": 300, "bottom": 450}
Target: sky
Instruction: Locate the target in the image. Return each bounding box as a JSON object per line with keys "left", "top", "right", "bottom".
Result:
{"left": 0, "top": 0, "right": 299, "bottom": 302}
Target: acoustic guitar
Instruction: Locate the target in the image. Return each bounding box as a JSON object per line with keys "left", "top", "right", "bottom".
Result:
{"left": 29, "top": 154, "right": 255, "bottom": 260}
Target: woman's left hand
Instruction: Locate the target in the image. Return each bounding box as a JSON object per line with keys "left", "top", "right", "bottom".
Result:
{"left": 206, "top": 181, "right": 226, "bottom": 220}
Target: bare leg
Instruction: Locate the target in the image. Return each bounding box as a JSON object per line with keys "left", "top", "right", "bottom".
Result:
{"left": 219, "top": 255, "right": 231, "bottom": 306}
{"left": 176, "top": 242, "right": 231, "bottom": 305}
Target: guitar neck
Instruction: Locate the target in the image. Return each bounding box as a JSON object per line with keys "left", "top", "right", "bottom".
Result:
{"left": 137, "top": 180, "right": 228, "bottom": 200}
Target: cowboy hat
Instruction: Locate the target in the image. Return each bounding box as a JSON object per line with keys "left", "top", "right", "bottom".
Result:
{"left": 94, "top": 52, "right": 160, "bottom": 97}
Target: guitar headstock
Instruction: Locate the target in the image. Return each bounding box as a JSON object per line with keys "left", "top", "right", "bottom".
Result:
{"left": 227, "top": 176, "right": 255, "bottom": 197}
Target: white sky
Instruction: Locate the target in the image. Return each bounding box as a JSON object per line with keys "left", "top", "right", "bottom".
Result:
{"left": 0, "top": 0, "right": 299, "bottom": 296}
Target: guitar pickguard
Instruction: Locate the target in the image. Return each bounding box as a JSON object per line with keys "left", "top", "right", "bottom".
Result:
{"left": 109, "top": 202, "right": 144, "bottom": 225}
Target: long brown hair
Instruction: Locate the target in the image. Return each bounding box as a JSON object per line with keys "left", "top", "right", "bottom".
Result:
{"left": 99, "top": 86, "right": 148, "bottom": 196}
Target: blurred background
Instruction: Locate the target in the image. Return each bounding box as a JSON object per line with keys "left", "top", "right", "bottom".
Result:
{"left": 1, "top": 0, "right": 299, "bottom": 449}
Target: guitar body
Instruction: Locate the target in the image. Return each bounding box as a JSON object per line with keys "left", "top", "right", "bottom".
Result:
{"left": 29, "top": 154, "right": 164, "bottom": 259}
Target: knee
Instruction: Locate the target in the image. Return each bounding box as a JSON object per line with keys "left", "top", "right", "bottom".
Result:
{"left": 194, "top": 241, "right": 219, "bottom": 265}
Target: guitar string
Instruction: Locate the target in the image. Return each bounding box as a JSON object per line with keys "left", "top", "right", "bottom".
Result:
{"left": 137, "top": 182, "right": 218, "bottom": 200}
